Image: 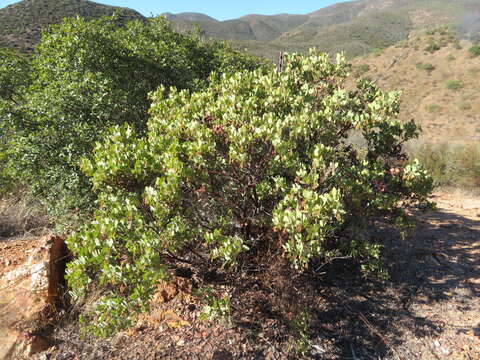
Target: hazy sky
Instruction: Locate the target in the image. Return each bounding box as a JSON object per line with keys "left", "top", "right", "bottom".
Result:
{"left": 0, "top": 0, "right": 345, "bottom": 20}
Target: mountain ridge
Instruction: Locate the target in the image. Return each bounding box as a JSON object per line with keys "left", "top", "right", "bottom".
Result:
{"left": 0, "top": 0, "right": 479, "bottom": 58}
{"left": 164, "top": 0, "right": 479, "bottom": 60}
{"left": 0, "top": 0, "right": 145, "bottom": 51}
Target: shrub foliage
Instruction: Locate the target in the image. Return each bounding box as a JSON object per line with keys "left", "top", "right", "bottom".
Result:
{"left": 0, "top": 47, "right": 30, "bottom": 195}
{"left": 2, "top": 16, "right": 262, "bottom": 225}
{"left": 469, "top": 45, "right": 480, "bottom": 57}
{"left": 66, "top": 51, "right": 433, "bottom": 335}
{"left": 444, "top": 79, "right": 464, "bottom": 91}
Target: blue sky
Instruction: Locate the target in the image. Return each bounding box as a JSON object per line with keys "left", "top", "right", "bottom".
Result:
{"left": 0, "top": 0, "right": 345, "bottom": 20}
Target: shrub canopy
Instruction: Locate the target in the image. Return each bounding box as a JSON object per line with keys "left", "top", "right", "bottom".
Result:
{"left": 468, "top": 44, "right": 480, "bottom": 57}
{"left": 0, "top": 47, "right": 30, "bottom": 195}
{"left": 1, "top": 15, "right": 262, "bottom": 223}
{"left": 66, "top": 51, "right": 433, "bottom": 335}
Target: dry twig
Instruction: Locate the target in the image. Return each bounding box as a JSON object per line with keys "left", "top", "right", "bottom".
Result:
{"left": 355, "top": 310, "right": 405, "bottom": 360}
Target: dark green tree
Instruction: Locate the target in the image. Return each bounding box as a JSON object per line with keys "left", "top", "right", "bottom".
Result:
{"left": 4, "top": 15, "right": 263, "bottom": 226}
{"left": 0, "top": 47, "right": 31, "bottom": 195}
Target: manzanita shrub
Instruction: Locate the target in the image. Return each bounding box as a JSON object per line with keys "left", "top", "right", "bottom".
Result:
{"left": 66, "top": 50, "right": 433, "bottom": 336}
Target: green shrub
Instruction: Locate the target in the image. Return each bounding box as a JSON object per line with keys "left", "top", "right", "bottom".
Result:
{"left": 291, "top": 309, "right": 312, "bottom": 355}
{"left": 469, "top": 45, "right": 480, "bottom": 57}
{"left": 0, "top": 47, "right": 31, "bottom": 196}
{"left": 354, "top": 63, "right": 370, "bottom": 78}
{"left": 425, "top": 104, "right": 442, "bottom": 113}
{"left": 445, "top": 79, "right": 464, "bottom": 91}
{"left": 416, "top": 63, "right": 435, "bottom": 72}
{"left": 468, "top": 67, "right": 480, "bottom": 75}
{"left": 425, "top": 41, "right": 441, "bottom": 53}
{"left": 457, "top": 102, "right": 472, "bottom": 110}
{"left": 196, "top": 287, "right": 231, "bottom": 322}
{"left": 439, "top": 28, "right": 448, "bottom": 36}
{"left": 447, "top": 54, "right": 456, "bottom": 61}
{"left": 4, "top": 16, "right": 263, "bottom": 228}
{"left": 425, "top": 25, "right": 450, "bottom": 37}
{"left": 461, "top": 92, "right": 476, "bottom": 101}
{"left": 66, "top": 51, "right": 433, "bottom": 335}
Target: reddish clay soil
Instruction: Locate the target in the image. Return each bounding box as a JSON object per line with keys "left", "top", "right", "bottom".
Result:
{"left": 2, "top": 191, "right": 479, "bottom": 360}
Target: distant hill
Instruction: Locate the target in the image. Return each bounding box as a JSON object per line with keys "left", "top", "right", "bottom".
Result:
{"left": 165, "top": 0, "right": 480, "bottom": 61}
{"left": 1, "top": 0, "right": 479, "bottom": 58}
{"left": 163, "top": 12, "right": 308, "bottom": 42}
{"left": 0, "top": 0, "right": 145, "bottom": 51}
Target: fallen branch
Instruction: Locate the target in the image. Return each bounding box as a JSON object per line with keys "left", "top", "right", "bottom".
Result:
{"left": 355, "top": 310, "right": 405, "bottom": 360}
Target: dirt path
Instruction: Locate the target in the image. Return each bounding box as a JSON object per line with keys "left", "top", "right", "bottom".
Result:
{"left": 390, "top": 192, "right": 480, "bottom": 359}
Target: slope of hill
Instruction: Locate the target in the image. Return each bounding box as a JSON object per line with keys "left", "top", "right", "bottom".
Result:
{"left": 0, "top": 0, "right": 145, "bottom": 51}
{"left": 163, "top": 12, "right": 308, "bottom": 42}
{"left": 166, "top": 0, "right": 480, "bottom": 61}
{"left": 1, "top": 0, "right": 478, "bottom": 57}
{"left": 350, "top": 28, "right": 480, "bottom": 144}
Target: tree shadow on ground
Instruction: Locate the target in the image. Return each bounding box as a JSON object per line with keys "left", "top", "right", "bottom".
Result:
{"left": 228, "top": 203, "right": 479, "bottom": 359}
{"left": 47, "top": 202, "right": 479, "bottom": 360}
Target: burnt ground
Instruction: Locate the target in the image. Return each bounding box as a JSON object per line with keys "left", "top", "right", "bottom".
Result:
{"left": 15, "top": 192, "right": 480, "bottom": 359}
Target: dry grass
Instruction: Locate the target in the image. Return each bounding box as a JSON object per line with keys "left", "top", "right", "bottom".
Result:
{"left": 351, "top": 33, "right": 480, "bottom": 144}
{"left": 407, "top": 141, "right": 480, "bottom": 190}
{"left": 0, "top": 195, "right": 50, "bottom": 238}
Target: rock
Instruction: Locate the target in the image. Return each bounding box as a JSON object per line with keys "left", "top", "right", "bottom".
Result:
{"left": 311, "top": 344, "right": 326, "bottom": 355}
{"left": 0, "top": 234, "right": 69, "bottom": 359}
{"left": 473, "top": 324, "right": 480, "bottom": 337}
{"left": 176, "top": 339, "right": 185, "bottom": 347}
{"left": 440, "top": 347, "right": 452, "bottom": 356}
{"left": 0, "top": 329, "right": 19, "bottom": 360}
{"left": 30, "top": 262, "right": 50, "bottom": 290}
{"left": 455, "top": 286, "right": 473, "bottom": 297}
{"left": 25, "top": 334, "right": 54, "bottom": 356}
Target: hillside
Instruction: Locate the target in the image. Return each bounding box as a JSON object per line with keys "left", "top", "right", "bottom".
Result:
{"left": 0, "top": 0, "right": 145, "bottom": 51}
{"left": 163, "top": 12, "right": 309, "bottom": 42}
{"left": 349, "top": 27, "right": 480, "bottom": 145}
{"left": 166, "top": 0, "right": 480, "bottom": 61}
{"left": 1, "top": 0, "right": 479, "bottom": 58}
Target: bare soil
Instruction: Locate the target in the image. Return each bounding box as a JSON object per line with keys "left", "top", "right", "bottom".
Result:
{"left": 2, "top": 191, "right": 479, "bottom": 359}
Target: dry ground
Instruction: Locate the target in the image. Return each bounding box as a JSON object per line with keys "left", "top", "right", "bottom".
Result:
{"left": 0, "top": 190, "right": 473, "bottom": 360}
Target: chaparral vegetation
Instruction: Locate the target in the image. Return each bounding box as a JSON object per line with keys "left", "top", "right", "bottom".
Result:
{"left": 6, "top": 6, "right": 467, "bottom": 355}
{"left": 2, "top": 1, "right": 480, "bottom": 358}
{"left": 63, "top": 48, "right": 433, "bottom": 335}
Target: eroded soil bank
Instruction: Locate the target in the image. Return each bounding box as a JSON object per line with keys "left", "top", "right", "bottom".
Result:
{"left": 1, "top": 191, "right": 479, "bottom": 359}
